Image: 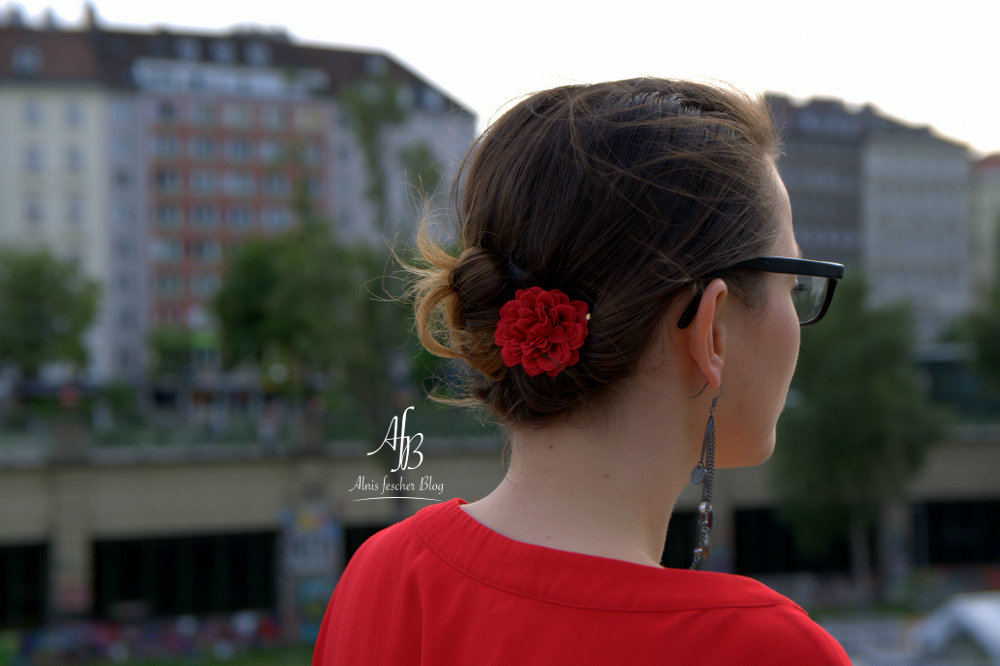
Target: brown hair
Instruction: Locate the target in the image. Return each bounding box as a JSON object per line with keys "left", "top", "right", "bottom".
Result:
{"left": 408, "top": 78, "right": 781, "bottom": 427}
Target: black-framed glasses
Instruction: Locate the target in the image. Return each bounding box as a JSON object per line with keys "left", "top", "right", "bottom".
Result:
{"left": 677, "top": 256, "right": 845, "bottom": 329}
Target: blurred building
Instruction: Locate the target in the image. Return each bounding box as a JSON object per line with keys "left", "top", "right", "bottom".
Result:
{"left": 768, "top": 95, "right": 971, "bottom": 346}
{"left": 970, "top": 154, "right": 1000, "bottom": 300}
{"left": 0, "top": 8, "right": 476, "bottom": 385}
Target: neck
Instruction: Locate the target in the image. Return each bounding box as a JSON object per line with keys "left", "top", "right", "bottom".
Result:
{"left": 462, "top": 378, "right": 705, "bottom": 568}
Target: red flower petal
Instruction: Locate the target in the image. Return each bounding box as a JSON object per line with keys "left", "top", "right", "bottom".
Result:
{"left": 495, "top": 286, "right": 589, "bottom": 377}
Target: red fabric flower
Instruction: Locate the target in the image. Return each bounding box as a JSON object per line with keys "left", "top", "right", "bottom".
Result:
{"left": 494, "top": 286, "right": 590, "bottom": 377}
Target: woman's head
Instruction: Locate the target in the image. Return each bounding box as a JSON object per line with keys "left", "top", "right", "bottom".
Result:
{"left": 411, "top": 78, "right": 784, "bottom": 428}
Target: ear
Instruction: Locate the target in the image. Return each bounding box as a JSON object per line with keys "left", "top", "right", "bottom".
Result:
{"left": 685, "top": 278, "right": 727, "bottom": 389}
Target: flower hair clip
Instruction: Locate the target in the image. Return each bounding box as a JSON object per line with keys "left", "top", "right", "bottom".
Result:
{"left": 494, "top": 286, "right": 590, "bottom": 377}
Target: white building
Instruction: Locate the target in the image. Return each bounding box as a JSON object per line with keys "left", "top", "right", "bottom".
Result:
{"left": 769, "top": 95, "right": 973, "bottom": 347}
{"left": 862, "top": 131, "right": 971, "bottom": 344}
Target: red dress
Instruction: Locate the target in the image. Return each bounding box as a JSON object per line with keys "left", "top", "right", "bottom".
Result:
{"left": 313, "top": 498, "right": 851, "bottom": 665}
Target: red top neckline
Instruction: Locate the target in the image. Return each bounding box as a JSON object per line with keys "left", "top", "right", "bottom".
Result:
{"left": 412, "top": 497, "right": 801, "bottom": 613}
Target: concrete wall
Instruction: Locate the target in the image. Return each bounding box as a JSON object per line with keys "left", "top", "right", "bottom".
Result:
{"left": 3, "top": 428, "right": 999, "bottom": 616}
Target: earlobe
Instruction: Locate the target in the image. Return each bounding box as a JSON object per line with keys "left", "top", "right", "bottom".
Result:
{"left": 686, "top": 279, "right": 727, "bottom": 388}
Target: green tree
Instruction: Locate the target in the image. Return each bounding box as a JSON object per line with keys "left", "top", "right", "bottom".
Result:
{"left": 770, "top": 274, "right": 945, "bottom": 597}
{"left": 399, "top": 143, "right": 443, "bottom": 205}
{"left": 965, "top": 279, "right": 1000, "bottom": 390}
{"left": 212, "top": 226, "right": 412, "bottom": 441}
{"left": 148, "top": 326, "right": 198, "bottom": 379}
{"left": 214, "top": 228, "right": 336, "bottom": 394}
{"left": 0, "top": 248, "right": 100, "bottom": 395}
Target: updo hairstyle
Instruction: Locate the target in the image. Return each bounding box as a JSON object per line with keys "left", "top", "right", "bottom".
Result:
{"left": 410, "top": 78, "right": 782, "bottom": 427}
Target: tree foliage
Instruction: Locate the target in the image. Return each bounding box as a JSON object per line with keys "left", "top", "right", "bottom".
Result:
{"left": 399, "top": 143, "right": 443, "bottom": 204}
{"left": 212, "top": 225, "right": 412, "bottom": 437}
{"left": 770, "top": 274, "right": 945, "bottom": 573}
{"left": 964, "top": 279, "right": 1000, "bottom": 390}
{"left": 148, "top": 326, "right": 198, "bottom": 378}
{"left": 0, "top": 248, "right": 100, "bottom": 381}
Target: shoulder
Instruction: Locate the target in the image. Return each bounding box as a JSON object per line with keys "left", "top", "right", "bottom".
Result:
{"left": 684, "top": 572, "right": 851, "bottom": 664}
{"left": 718, "top": 603, "right": 850, "bottom": 664}
{"left": 312, "top": 502, "right": 449, "bottom": 665}
{"left": 336, "top": 501, "right": 446, "bottom": 585}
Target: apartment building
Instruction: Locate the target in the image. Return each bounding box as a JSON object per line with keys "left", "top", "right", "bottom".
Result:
{"left": 0, "top": 12, "right": 476, "bottom": 384}
{"left": 768, "top": 95, "right": 971, "bottom": 346}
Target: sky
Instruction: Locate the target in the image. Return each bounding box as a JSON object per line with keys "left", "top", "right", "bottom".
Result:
{"left": 8, "top": 0, "right": 1000, "bottom": 156}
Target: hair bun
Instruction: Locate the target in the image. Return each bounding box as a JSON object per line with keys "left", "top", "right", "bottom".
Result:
{"left": 449, "top": 247, "right": 513, "bottom": 328}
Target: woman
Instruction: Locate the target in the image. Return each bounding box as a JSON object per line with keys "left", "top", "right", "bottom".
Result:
{"left": 313, "top": 78, "right": 850, "bottom": 664}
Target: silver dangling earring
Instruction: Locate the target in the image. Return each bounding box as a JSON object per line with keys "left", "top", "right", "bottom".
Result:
{"left": 690, "top": 384, "right": 722, "bottom": 570}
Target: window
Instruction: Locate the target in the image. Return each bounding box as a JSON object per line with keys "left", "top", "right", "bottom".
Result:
{"left": 191, "top": 204, "right": 218, "bottom": 230}
{"left": 262, "top": 206, "right": 292, "bottom": 231}
{"left": 260, "top": 106, "right": 286, "bottom": 130}
{"left": 65, "top": 146, "right": 83, "bottom": 172}
{"left": 225, "top": 206, "right": 254, "bottom": 231}
{"left": 734, "top": 508, "right": 851, "bottom": 575}
{"left": 24, "top": 198, "right": 43, "bottom": 223}
{"left": 225, "top": 137, "right": 253, "bottom": 161}
{"left": 190, "top": 170, "right": 217, "bottom": 195}
{"left": 189, "top": 136, "right": 216, "bottom": 160}
{"left": 93, "top": 532, "right": 276, "bottom": 618}
{"left": 192, "top": 239, "right": 221, "bottom": 262}
{"left": 155, "top": 101, "right": 178, "bottom": 124}
{"left": 152, "top": 238, "right": 183, "bottom": 262}
{"left": 244, "top": 41, "right": 271, "bottom": 66}
{"left": 294, "top": 107, "right": 324, "bottom": 132}
{"left": 157, "top": 273, "right": 184, "bottom": 296}
{"left": 304, "top": 175, "right": 322, "bottom": 198}
{"left": 11, "top": 45, "right": 42, "bottom": 76}
{"left": 302, "top": 142, "right": 322, "bottom": 165}
{"left": 67, "top": 196, "right": 83, "bottom": 224}
{"left": 189, "top": 103, "right": 214, "bottom": 126}
{"left": 222, "top": 104, "right": 252, "bottom": 128}
{"left": 118, "top": 346, "right": 133, "bottom": 369}
{"left": 0, "top": 544, "right": 48, "bottom": 628}
{"left": 114, "top": 169, "right": 131, "bottom": 189}
{"left": 175, "top": 38, "right": 200, "bottom": 61}
{"left": 421, "top": 87, "right": 445, "bottom": 112}
{"left": 223, "top": 171, "right": 254, "bottom": 197}
{"left": 262, "top": 172, "right": 289, "bottom": 198}
{"left": 24, "top": 145, "right": 42, "bottom": 172}
{"left": 65, "top": 101, "right": 83, "bottom": 127}
{"left": 113, "top": 135, "right": 132, "bottom": 159}
{"left": 363, "top": 55, "right": 387, "bottom": 74}
{"left": 155, "top": 170, "right": 181, "bottom": 195}
{"left": 153, "top": 134, "right": 180, "bottom": 160}
{"left": 156, "top": 204, "right": 182, "bottom": 229}
{"left": 258, "top": 139, "right": 283, "bottom": 163}
{"left": 118, "top": 309, "right": 136, "bottom": 328}
{"left": 212, "top": 41, "right": 236, "bottom": 63}
{"left": 22, "top": 100, "right": 42, "bottom": 128}
{"left": 914, "top": 500, "right": 1000, "bottom": 565}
